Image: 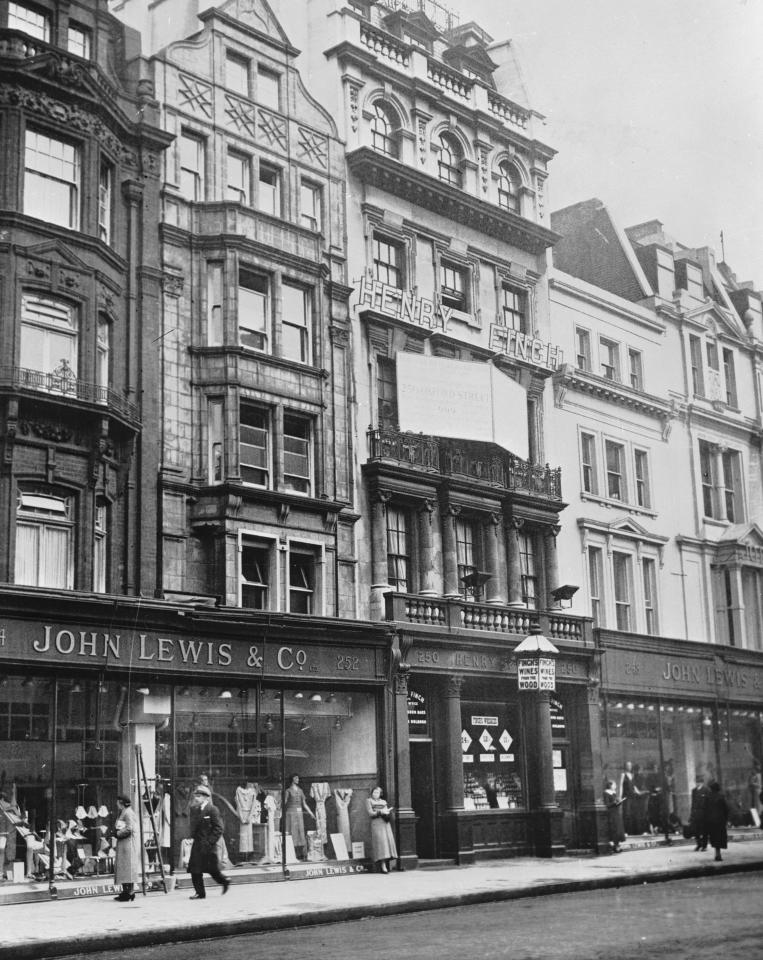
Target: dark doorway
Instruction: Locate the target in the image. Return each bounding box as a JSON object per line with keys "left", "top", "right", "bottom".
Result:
{"left": 410, "top": 740, "right": 437, "bottom": 859}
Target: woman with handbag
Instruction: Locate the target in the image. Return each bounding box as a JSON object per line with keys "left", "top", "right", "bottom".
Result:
{"left": 366, "top": 786, "right": 397, "bottom": 874}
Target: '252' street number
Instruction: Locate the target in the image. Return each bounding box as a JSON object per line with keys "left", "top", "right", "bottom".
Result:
{"left": 337, "top": 655, "right": 360, "bottom": 671}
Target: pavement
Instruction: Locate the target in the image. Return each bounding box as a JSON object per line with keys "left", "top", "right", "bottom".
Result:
{"left": 3, "top": 834, "right": 763, "bottom": 960}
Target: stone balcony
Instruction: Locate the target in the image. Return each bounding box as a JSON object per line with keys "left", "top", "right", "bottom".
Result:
{"left": 385, "top": 591, "right": 593, "bottom": 645}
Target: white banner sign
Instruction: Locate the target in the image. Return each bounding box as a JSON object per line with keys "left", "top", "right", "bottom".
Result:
{"left": 396, "top": 354, "right": 528, "bottom": 459}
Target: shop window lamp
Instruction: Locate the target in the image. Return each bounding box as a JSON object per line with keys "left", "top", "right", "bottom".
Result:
{"left": 310, "top": 693, "right": 322, "bottom": 702}
{"left": 218, "top": 689, "right": 232, "bottom": 699}
{"left": 136, "top": 685, "right": 150, "bottom": 695}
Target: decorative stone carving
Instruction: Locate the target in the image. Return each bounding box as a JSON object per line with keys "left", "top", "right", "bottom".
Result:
{"left": 349, "top": 82, "right": 360, "bottom": 133}
{"left": 18, "top": 419, "right": 73, "bottom": 443}
{"left": 178, "top": 73, "right": 212, "bottom": 119}
{"left": 258, "top": 109, "right": 287, "bottom": 152}
{"left": 26, "top": 259, "right": 50, "bottom": 281}
{"left": 162, "top": 273, "right": 184, "bottom": 299}
{"left": 418, "top": 118, "right": 427, "bottom": 165}
{"left": 224, "top": 94, "right": 256, "bottom": 138}
{"left": 297, "top": 127, "right": 328, "bottom": 169}
{"left": 444, "top": 674, "right": 464, "bottom": 698}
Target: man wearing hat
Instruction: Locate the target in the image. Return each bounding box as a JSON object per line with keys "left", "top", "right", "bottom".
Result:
{"left": 188, "top": 784, "right": 229, "bottom": 898}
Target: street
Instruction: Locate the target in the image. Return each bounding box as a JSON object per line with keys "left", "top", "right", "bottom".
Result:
{"left": 54, "top": 871, "right": 763, "bottom": 960}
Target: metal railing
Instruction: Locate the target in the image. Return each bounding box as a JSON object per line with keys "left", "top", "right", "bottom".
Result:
{"left": 0, "top": 365, "right": 140, "bottom": 424}
{"left": 368, "top": 428, "right": 562, "bottom": 499}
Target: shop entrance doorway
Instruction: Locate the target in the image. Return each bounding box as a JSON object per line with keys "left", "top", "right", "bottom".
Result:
{"left": 410, "top": 740, "right": 437, "bottom": 859}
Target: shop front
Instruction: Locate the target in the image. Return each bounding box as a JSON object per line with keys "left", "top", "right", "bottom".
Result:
{"left": 393, "top": 621, "right": 605, "bottom": 865}
{"left": 599, "top": 632, "right": 763, "bottom": 838}
{"left": 0, "top": 590, "right": 392, "bottom": 903}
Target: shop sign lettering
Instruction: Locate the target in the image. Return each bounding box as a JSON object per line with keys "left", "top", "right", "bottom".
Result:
{"left": 471, "top": 716, "right": 498, "bottom": 726}
{"left": 407, "top": 689, "right": 428, "bottom": 731}
{"left": 661, "top": 660, "right": 762, "bottom": 690}
{"left": 298, "top": 863, "right": 369, "bottom": 879}
{"left": 488, "top": 324, "right": 564, "bottom": 371}
{"left": 0, "top": 619, "right": 383, "bottom": 681}
{"left": 517, "top": 657, "right": 556, "bottom": 691}
{"left": 605, "top": 648, "right": 763, "bottom": 698}
{"left": 356, "top": 276, "right": 456, "bottom": 331}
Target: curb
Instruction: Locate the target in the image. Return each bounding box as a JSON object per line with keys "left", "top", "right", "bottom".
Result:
{"left": 4, "top": 858, "right": 763, "bottom": 960}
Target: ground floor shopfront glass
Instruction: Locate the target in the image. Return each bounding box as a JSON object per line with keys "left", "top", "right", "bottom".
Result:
{"left": 0, "top": 672, "right": 382, "bottom": 895}
{"left": 599, "top": 632, "right": 763, "bottom": 838}
{"left": 601, "top": 698, "right": 763, "bottom": 835}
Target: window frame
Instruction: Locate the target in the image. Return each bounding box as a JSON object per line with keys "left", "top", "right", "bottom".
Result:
{"left": 208, "top": 397, "right": 225, "bottom": 484}
{"left": 588, "top": 546, "right": 603, "bottom": 627}
{"left": 722, "top": 449, "right": 743, "bottom": 523}
{"left": 628, "top": 348, "right": 643, "bottom": 391}
{"left": 605, "top": 440, "right": 626, "bottom": 501}
{"left": 518, "top": 530, "right": 538, "bottom": 609}
{"left": 633, "top": 448, "right": 650, "bottom": 509}
{"left": 440, "top": 259, "right": 469, "bottom": 312}
{"left": 225, "top": 50, "right": 250, "bottom": 97}
{"left": 8, "top": 2, "right": 50, "bottom": 41}
{"left": 599, "top": 337, "right": 620, "bottom": 382}
{"left": 436, "top": 132, "right": 463, "bottom": 187}
{"left": 20, "top": 293, "right": 78, "bottom": 378}
{"left": 257, "top": 66, "right": 281, "bottom": 111}
{"left": 373, "top": 234, "right": 404, "bottom": 289}
{"left": 299, "top": 180, "right": 322, "bottom": 232}
{"left": 24, "top": 127, "right": 81, "bottom": 231}
{"left": 497, "top": 160, "right": 521, "bottom": 213}
{"left": 282, "top": 412, "right": 313, "bottom": 496}
{"left": 179, "top": 129, "right": 205, "bottom": 202}
{"left": 287, "top": 544, "right": 318, "bottom": 614}
{"left": 370, "top": 101, "right": 399, "bottom": 158}
{"left": 722, "top": 348, "right": 738, "bottom": 407}
{"left": 280, "top": 282, "right": 312, "bottom": 365}
{"left": 456, "top": 517, "right": 478, "bottom": 600}
{"left": 238, "top": 268, "right": 270, "bottom": 352}
{"left": 67, "top": 21, "right": 91, "bottom": 59}
{"left": 575, "top": 326, "right": 591, "bottom": 372}
{"left": 93, "top": 499, "right": 108, "bottom": 593}
{"left": 376, "top": 355, "right": 398, "bottom": 430}
{"left": 257, "top": 161, "right": 281, "bottom": 216}
{"left": 642, "top": 556, "right": 658, "bottom": 635}
{"left": 15, "top": 486, "right": 75, "bottom": 590}
{"left": 386, "top": 505, "right": 411, "bottom": 593}
{"left": 240, "top": 535, "right": 275, "bottom": 610}
{"left": 226, "top": 149, "right": 251, "bottom": 205}
{"left": 580, "top": 432, "right": 598, "bottom": 495}
{"left": 699, "top": 439, "right": 716, "bottom": 518}
{"left": 500, "top": 283, "right": 527, "bottom": 333}
{"left": 239, "top": 403, "right": 271, "bottom": 488}
{"left": 612, "top": 551, "right": 633, "bottom": 631}
{"left": 689, "top": 334, "right": 705, "bottom": 396}
{"left": 98, "top": 158, "right": 113, "bottom": 244}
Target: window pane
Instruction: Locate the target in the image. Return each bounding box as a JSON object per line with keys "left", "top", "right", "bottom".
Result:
{"left": 283, "top": 415, "right": 311, "bottom": 494}
{"left": 240, "top": 406, "right": 269, "bottom": 486}
{"left": 227, "top": 152, "right": 249, "bottom": 204}
{"left": 300, "top": 182, "right": 320, "bottom": 231}
{"left": 282, "top": 284, "right": 310, "bottom": 363}
{"left": 68, "top": 24, "right": 90, "bottom": 58}
{"left": 289, "top": 553, "right": 314, "bottom": 613}
{"left": 226, "top": 53, "right": 249, "bottom": 96}
{"left": 258, "top": 165, "right": 280, "bottom": 215}
{"left": 258, "top": 68, "right": 280, "bottom": 110}
{"left": 241, "top": 543, "right": 269, "bottom": 609}
{"left": 9, "top": 3, "right": 50, "bottom": 41}
{"left": 24, "top": 130, "right": 80, "bottom": 229}
{"left": 613, "top": 553, "right": 631, "bottom": 631}
{"left": 239, "top": 270, "right": 269, "bottom": 350}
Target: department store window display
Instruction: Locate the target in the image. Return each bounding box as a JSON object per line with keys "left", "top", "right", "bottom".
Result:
{"left": 0, "top": 674, "right": 120, "bottom": 886}
{"left": 162, "top": 685, "right": 379, "bottom": 868}
{"left": 460, "top": 700, "right": 524, "bottom": 810}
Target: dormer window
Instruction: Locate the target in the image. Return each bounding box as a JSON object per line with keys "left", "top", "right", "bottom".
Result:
{"left": 437, "top": 133, "right": 462, "bottom": 187}
{"left": 371, "top": 102, "right": 399, "bottom": 158}
{"left": 497, "top": 161, "right": 521, "bottom": 213}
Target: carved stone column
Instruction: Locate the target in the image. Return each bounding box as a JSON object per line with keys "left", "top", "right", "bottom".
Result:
{"left": 369, "top": 491, "right": 392, "bottom": 621}
{"left": 443, "top": 674, "right": 465, "bottom": 813}
{"left": 418, "top": 500, "right": 438, "bottom": 596}
{"left": 484, "top": 513, "right": 507, "bottom": 605}
{"left": 506, "top": 518, "right": 524, "bottom": 607}
{"left": 441, "top": 504, "right": 461, "bottom": 599}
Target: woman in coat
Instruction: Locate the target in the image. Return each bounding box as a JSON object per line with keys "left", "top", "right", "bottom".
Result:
{"left": 366, "top": 786, "right": 397, "bottom": 873}
{"left": 603, "top": 780, "right": 625, "bottom": 853}
{"left": 113, "top": 794, "right": 141, "bottom": 902}
{"left": 705, "top": 781, "right": 729, "bottom": 862}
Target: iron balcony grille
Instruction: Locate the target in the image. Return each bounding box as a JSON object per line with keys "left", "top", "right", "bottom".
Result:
{"left": 0, "top": 365, "right": 140, "bottom": 424}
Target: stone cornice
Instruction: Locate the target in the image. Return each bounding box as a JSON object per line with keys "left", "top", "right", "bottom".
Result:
{"left": 346, "top": 147, "right": 559, "bottom": 255}
{"left": 549, "top": 273, "right": 665, "bottom": 335}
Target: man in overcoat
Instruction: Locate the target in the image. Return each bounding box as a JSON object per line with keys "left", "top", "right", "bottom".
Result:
{"left": 188, "top": 784, "right": 229, "bottom": 899}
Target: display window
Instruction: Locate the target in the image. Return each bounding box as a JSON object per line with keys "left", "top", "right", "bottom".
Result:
{"left": 460, "top": 697, "right": 525, "bottom": 810}
{"left": 160, "top": 684, "right": 380, "bottom": 869}
{"left": 601, "top": 698, "right": 763, "bottom": 837}
{"left": 0, "top": 673, "right": 382, "bottom": 896}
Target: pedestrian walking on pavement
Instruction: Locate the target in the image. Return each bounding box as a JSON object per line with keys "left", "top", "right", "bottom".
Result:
{"left": 366, "top": 786, "right": 397, "bottom": 873}
{"left": 603, "top": 780, "right": 625, "bottom": 852}
{"left": 188, "top": 785, "right": 230, "bottom": 898}
{"left": 113, "top": 794, "right": 140, "bottom": 902}
{"left": 689, "top": 775, "right": 710, "bottom": 851}
{"left": 705, "top": 781, "right": 729, "bottom": 862}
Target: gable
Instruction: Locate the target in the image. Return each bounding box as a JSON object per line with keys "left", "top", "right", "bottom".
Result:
{"left": 685, "top": 302, "right": 746, "bottom": 341}
{"left": 21, "top": 240, "right": 92, "bottom": 272}
{"left": 217, "top": 0, "right": 292, "bottom": 47}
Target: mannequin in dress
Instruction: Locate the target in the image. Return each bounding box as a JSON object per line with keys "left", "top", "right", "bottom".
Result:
{"left": 235, "top": 782, "right": 258, "bottom": 861}
{"left": 309, "top": 781, "right": 330, "bottom": 859}
{"left": 284, "top": 774, "right": 315, "bottom": 860}
{"left": 333, "top": 787, "right": 353, "bottom": 856}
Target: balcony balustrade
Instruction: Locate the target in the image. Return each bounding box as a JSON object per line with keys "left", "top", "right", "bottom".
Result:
{"left": 385, "top": 591, "right": 591, "bottom": 644}
{"left": 0, "top": 364, "right": 140, "bottom": 425}
{"left": 368, "top": 428, "right": 562, "bottom": 500}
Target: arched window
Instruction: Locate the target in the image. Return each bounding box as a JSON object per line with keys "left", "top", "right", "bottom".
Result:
{"left": 437, "top": 133, "right": 462, "bottom": 187}
{"left": 371, "top": 102, "right": 398, "bottom": 158}
{"left": 497, "top": 161, "right": 521, "bottom": 213}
